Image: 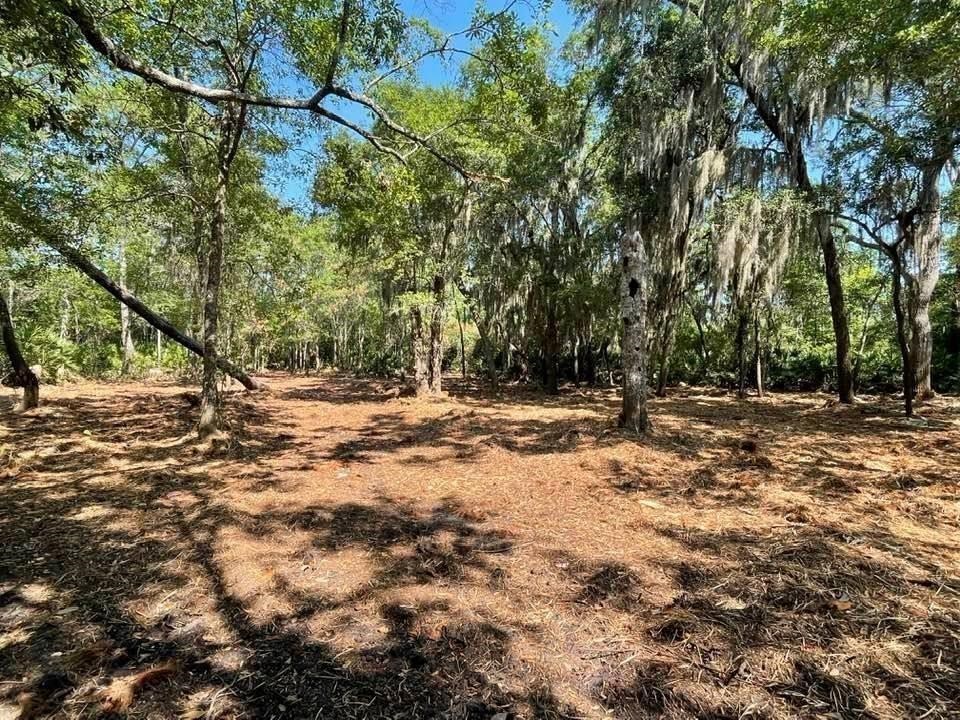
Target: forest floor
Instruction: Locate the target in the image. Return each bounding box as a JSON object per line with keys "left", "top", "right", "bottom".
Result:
{"left": 1, "top": 374, "right": 959, "bottom": 720}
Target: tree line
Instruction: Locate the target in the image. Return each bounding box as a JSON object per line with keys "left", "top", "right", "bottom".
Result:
{"left": 1, "top": 0, "right": 958, "bottom": 434}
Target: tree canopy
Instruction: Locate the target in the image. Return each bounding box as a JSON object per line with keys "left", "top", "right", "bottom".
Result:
{"left": 1, "top": 0, "right": 958, "bottom": 427}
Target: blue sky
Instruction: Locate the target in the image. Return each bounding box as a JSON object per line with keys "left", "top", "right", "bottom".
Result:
{"left": 264, "top": 0, "right": 578, "bottom": 208}
{"left": 401, "top": 0, "right": 577, "bottom": 84}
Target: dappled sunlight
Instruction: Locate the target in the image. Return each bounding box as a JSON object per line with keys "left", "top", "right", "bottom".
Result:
{"left": 1, "top": 376, "right": 959, "bottom": 718}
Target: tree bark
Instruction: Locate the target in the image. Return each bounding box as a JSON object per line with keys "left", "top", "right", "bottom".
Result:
{"left": 410, "top": 306, "right": 429, "bottom": 396}
{"left": 619, "top": 224, "right": 649, "bottom": 434}
{"left": 890, "top": 249, "right": 914, "bottom": 417}
{"left": 197, "top": 152, "right": 227, "bottom": 437}
{"left": 910, "top": 297, "right": 934, "bottom": 399}
{"left": 908, "top": 161, "right": 943, "bottom": 400}
{"left": 198, "top": 102, "right": 244, "bottom": 439}
{"left": 119, "top": 238, "right": 135, "bottom": 375}
{"left": 816, "top": 216, "right": 855, "bottom": 402}
{"left": 0, "top": 293, "right": 39, "bottom": 410}
{"left": 428, "top": 274, "right": 445, "bottom": 394}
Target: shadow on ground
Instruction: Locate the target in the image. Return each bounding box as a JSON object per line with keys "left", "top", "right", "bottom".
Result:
{"left": 1, "top": 376, "right": 958, "bottom": 719}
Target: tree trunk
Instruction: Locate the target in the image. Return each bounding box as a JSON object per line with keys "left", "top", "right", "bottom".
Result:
{"left": 890, "top": 251, "right": 914, "bottom": 417}
{"left": 734, "top": 68, "right": 854, "bottom": 403}
{"left": 428, "top": 275, "right": 445, "bottom": 394}
{"left": 0, "top": 293, "right": 39, "bottom": 410}
{"left": 817, "top": 218, "right": 855, "bottom": 402}
{"left": 735, "top": 307, "right": 749, "bottom": 399}
{"left": 457, "top": 303, "right": 467, "bottom": 379}
{"left": 155, "top": 327, "right": 162, "bottom": 366}
{"left": 119, "top": 238, "right": 135, "bottom": 375}
{"left": 46, "top": 237, "right": 259, "bottom": 389}
{"left": 198, "top": 103, "right": 244, "bottom": 439}
{"left": 0, "top": 178, "right": 260, "bottom": 390}
{"left": 753, "top": 310, "right": 763, "bottom": 398}
{"left": 197, "top": 158, "right": 227, "bottom": 439}
{"left": 618, "top": 224, "right": 649, "bottom": 434}
{"left": 910, "top": 299, "right": 934, "bottom": 400}
{"left": 908, "top": 161, "right": 943, "bottom": 400}
{"left": 410, "top": 306, "right": 430, "bottom": 396}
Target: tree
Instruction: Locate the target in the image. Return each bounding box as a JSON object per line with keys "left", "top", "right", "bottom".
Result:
{"left": 776, "top": 0, "right": 960, "bottom": 405}
{"left": 0, "top": 290, "right": 39, "bottom": 410}
{"left": 619, "top": 221, "right": 649, "bottom": 432}
{"left": 590, "top": 0, "right": 861, "bottom": 403}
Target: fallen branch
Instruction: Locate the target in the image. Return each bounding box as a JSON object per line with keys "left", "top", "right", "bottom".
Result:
{"left": 0, "top": 182, "right": 262, "bottom": 391}
{"left": 47, "top": 237, "right": 263, "bottom": 390}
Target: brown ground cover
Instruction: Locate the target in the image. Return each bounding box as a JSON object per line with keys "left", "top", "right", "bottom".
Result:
{"left": 1, "top": 374, "right": 959, "bottom": 719}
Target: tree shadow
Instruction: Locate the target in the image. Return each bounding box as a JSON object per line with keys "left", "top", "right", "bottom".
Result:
{"left": 3, "top": 377, "right": 958, "bottom": 720}
{"left": 277, "top": 375, "right": 403, "bottom": 405}
{"left": 0, "top": 387, "right": 577, "bottom": 718}
{"left": 321, "top": 408, "right": 625, "bottom": 464}
{"left": 641, "top": 521, "right": 960, "bottom": 720}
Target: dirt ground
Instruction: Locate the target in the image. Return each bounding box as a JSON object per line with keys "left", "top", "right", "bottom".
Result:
{"left": 1, "top": 374, "right": 959, "bottom": 720}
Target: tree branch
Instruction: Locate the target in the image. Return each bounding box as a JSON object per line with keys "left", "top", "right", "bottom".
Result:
{"left": 55, "top": 0, "right": 474, "bottom": 177}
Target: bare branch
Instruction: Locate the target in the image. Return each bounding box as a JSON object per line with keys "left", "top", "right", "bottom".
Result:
{"left": 314, "top": 106, "right": 406, "bottom": 163}
{"left": 55, "top": 0, "right": 474, "bottom": 177}
{"left": 367, "top": 47, "right": 500, "bottom": 92}
{"left": 364, "top": 2, "right": 517, "bottom": 93}
{"left": 326, "top": 84, "right": 474, "bottom": 177}
{"left": 326, "top": 0, "right": 353, "bottom": 87}
{"left": 835, "top": 213, "right": 885, "bottom": 244}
